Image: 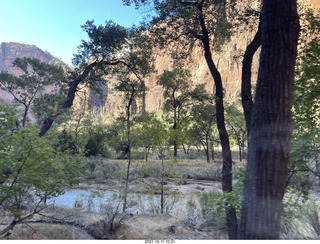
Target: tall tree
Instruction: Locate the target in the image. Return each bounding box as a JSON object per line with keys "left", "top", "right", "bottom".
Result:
{"left": 39, "top": 20, "right": 153, "bottom": 136}
{"left": 124, "top": 0, "right": 238, "bottom": 237}
{"left": 239, "top": 0, "right": 300, "bottom": 239}
{"left": 190, "top": 101, "right": 215, "bottom": 163}
{"left": 225, "top": 103, "right": 247, "bottom": 162}
{"left": 158, "top": 66, "right": 192, "bottom": 157}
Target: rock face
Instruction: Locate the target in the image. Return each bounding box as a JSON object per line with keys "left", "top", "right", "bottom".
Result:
{"left": 1, "top": 0, "right": 319, "bottom": 115}
{"left": 0, "top": 42, "right": 65, "bottom": 103}
{"left": 104, "top": 0, "right": 319, "bottom": 114}
{"left": 0, "top": 42, "right": 64, "bottom": 75}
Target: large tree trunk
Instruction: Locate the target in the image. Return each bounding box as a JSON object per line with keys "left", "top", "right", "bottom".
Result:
{"left": 239, "top": 0, "right": 300, "bottom": 239}
{"left": 197, "top": 3, "right": 238, "bottom": 239}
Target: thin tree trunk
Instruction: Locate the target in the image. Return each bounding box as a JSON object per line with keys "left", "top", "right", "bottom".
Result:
{"left": 173, "top": 107, "right": 178, "bottom": 158}
{"left": 197, "top": 3, "right": 238, "bottom": 239}
{"left": 238, "top": 143, "right": 242, "bottom": 162}
{"left": 123, "top": 86, "right": 135, "bottom": 213}
{"left": 161, "top": 154, "right": 165, "bottom": 214}
{"left": 239, "top": 0, "right": 300, "bottom": 239}
{"left": 210, "top": 137, "right": 215, "bottom": 161}
{"left": 142, "top": 83, "right": 146, "bottom": 114}
{"left": 241, "top": 16, "right": 262, "bottom": 135}
{"left": 205, "top": 134, "right": 210, "bottom": 163}
{"left": 22, "top": 104, "right": 30, "bottom": 128}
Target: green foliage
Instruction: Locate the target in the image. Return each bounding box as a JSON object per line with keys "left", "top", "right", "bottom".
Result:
{"left": 106, "top": 117, "right": 130, "bottom": 158}
{"left": 55, "top": 129, "right": 78, "bottom": 155}
{"left": 290, "top": 128, "right": 320, "bottom": 192}
{"left": 73, "top": 18, "right": 153, "bottom": 81}
{"left": 290, "top": 10, "right": 320, "bottom": 194}
{"left": 133, "top": 113, "right": 169, "bottom": 160}
{"left": 124, "top": 0, "right": 235, "bottom": 56}
{"left": 83, "top": 120, "right": 110, "bottom": 157}
{"left": 0, "top": 104, "right": 18, "bottom": 135}
{"left": 195, "top": 167, "right": 245, "bottom": 230}
{"left": 73, "top": 20, "right": 128, "bottom": 67}
{"left": 282, "top": 196, "right": 320, "bottom": 239}
{"left": 64, "top": 113, "right": 110, "bottom": 157}
{"left": 0, "top": 126, "right": 83, "bottom": 220}
{"left": 225, "top": 102, "right": 247, "bottom": 160}
{"left": 141, "top": 161, "right": 163, "bottom": 178}
{"left": 32, "top": 93, "right": 67, "bottom": 126}
{"left": 0, "top": 57, "right": 65, "bottom": 127}
{"left": 197, "top": 191, "right": 227, "bottom": 231}
{"left": 295, "top": 11, "right": 320, "bottom": 130}
{"left": 158, "top": 66, "right": 204, "bottom": 156}
{"left": 190, "top": 100, "right": 216, "bottom": 161}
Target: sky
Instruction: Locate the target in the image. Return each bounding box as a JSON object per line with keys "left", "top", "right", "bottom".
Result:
{"left": 0, "top": 0, "right": 146, "bottom": 65}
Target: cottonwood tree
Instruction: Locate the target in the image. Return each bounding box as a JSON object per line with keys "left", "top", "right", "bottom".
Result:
{"left": 134, "top": 113, "right": 164, "bottom": 161}
{"left": 190, "top": 96, "right": 215, "bottom": 163}
{"left": 158, "top": 66, "right": 192, "bottom": 158}
{"left": 239, "top": 0, "right": 300, "bottom": 239}
{"left": 225, "top": 103, "right": 247, "bottom": 162}
{"left": 0, "top": 57, "right": 65, "bottom": 128}
{"left": 39, "top": 20, "right": 153, "bottom": 136}
{"left": 124, "top": 0, "right": 238, "bottom": 237}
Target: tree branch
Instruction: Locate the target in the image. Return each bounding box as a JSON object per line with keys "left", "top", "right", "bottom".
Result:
{"left": 39, "top": 58, "right": 143, "bottom": 137}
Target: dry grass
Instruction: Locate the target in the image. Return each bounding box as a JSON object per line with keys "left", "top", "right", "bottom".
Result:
{"left": 2, "top": 223, "right": 93, "bottom": 240}
{"left": 1, "top": 149, "right": 245, "bottom": 240}
{"left": 115, "top": 213, "right": 218, "bottom": 240}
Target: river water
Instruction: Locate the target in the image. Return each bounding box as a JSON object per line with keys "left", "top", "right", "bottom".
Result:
{"left": 47, "top": 189, "right": 186, "bottom": 216}
{"left": 48, "top": 189, "right": 115, "bottom": 210}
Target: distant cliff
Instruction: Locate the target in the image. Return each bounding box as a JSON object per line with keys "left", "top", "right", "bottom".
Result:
{"left": 0, "top": 42, "right": 64, "bottom": 75}
{"left": 0, "top": 42, "right": 65, "bottom": 101}
{"left": 1, "top": 0, "right": 319, "bottom": 115}
{"left": 103, "top": 0, "right": 320, "bottom": 114}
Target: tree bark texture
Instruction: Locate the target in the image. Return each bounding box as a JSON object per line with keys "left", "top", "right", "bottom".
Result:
{"left": 239, "top": 0, "right": 300, "bottom": 239}
{"left": 197, "top": 2, "right": 238, "bottom": 239}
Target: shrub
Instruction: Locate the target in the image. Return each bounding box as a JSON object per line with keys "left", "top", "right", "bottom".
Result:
{"left": 197, "top": 191, "right": 227, "bottom": 231}
{"left": 0, "top": 127, "right": 83, "bottom": 237}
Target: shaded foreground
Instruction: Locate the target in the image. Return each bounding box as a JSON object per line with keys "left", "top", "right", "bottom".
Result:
{"left": 1, "top": 153, "right": 320, "bottom": 240}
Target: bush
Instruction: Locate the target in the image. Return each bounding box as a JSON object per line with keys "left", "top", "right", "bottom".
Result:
{"left": 132, "top": 161, "right": 162, "bottom": 179}
{"left": 0, "top": 127, "right": 83, "bottom": 237}
{"left": 197, "top": 191, "right": 227, "bottom": 231}
{"left": 55, "top": 129, "right": 78, "bottom": 154}
{"left": 282, "top": 198, "right": 320, "bottom": 239}
{"left": 82, "top": 157, "right": 126, "bottom": 180}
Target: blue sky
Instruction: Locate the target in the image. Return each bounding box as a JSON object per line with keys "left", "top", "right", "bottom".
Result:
{"left": 0, "top": 0, "right": 145, "bottom": 65}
